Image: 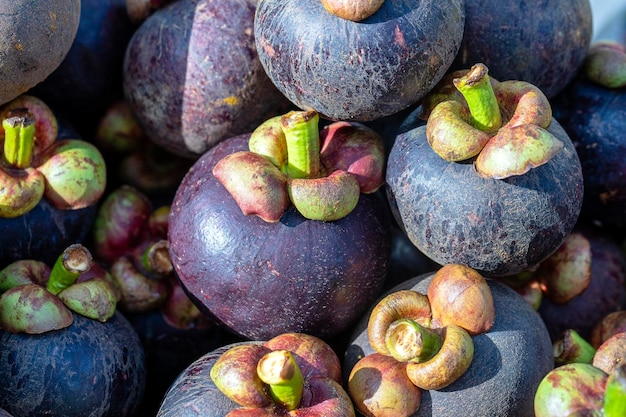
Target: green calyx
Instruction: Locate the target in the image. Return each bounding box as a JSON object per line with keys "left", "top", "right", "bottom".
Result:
{"left": 215, "top": 110, "right": 373, "bottom": 222}
{"left": 0, "top": 244, "right": 118, "bottom": 334}
{"left": 385, "top": 318, "right": 442, "bottom": 363}
{"left": 426, "top": 63, "right": 563, "bottom": 179}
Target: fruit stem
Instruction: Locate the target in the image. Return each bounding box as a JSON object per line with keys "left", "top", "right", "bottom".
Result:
{"left": 453, "top": 63, "right": 502, "bottom": 133}
{"left": 137, "top": 239, "right": 173, "bottom": 277}
{"left": 257, "top": 349, "right": 304, "bottom": 411}
{"left": 281, "top": 110, "right": 320, "bottom": 179}
{"left": 385, "top": 318, "right": 442, "bottom": 363}
{"left": 2, "top": 108, "right": 36, "bottom": 169}
{"left": 46, "top": 244, "right": 93, "bottom": 295}
{"left": 553, "top": 329, "right": 596, "bottom": 366}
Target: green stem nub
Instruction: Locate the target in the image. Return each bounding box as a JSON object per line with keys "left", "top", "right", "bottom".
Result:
{"left": 281, "top": 110, "right": 320, "bottom": 179}
{"left": 46, "top": 244, "right": 93, "bottom": 295}
{"left": 385, "top": 318, "right": 442, "bottom": 363}
{"left": 139, "top": 240, "right": 172, "bottom": 277}
{"left": 257, "top": 350, "right": 304, "bottom": 411}
{"left": 453, "top": 63, "right": 502, "bottom": 133}
{"left": 553, "top": 329, "right": 596, "bottom": 366}
{"left": 3, "top": 108, "right": 36, "bottom": 169}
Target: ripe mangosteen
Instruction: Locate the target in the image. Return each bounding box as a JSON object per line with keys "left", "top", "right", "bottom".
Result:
{"left": 0, "top": 312, "right": 145, "bottom": 417}
{"left": 386, "top": 65, "right": 584, "bottom": 276}
{"left": 0, "top": 95, "right": 107, "bottom": 268}
{"left": 0, "top": 0, "right": 80, "bottom": 105}
{"left": 254, "top": 0, "right": 465, "bottom": 121}
{"left": 168, "top": 111, "right": 391, "bottom": 340}
{"left": 552, "top": 41, "right": 626, "bottom": 229}
{"left": 157, "top": 333, "right": 353, "bottom": 417}
{"left": 123, "top": 0, "right": 292, "bottom": 159}
{"left": 345, "top": 271, "right": 554, "bottom": 417}
{"left": 535, "top": 224, "right": 626, "bottom": 341}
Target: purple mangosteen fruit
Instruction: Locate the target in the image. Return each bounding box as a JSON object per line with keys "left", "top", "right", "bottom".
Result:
{"left": 0, "top": 95, "right": 107, "bottom": 267}
{"left": 386, "top": 64, "right": 584, "bottom": 276}
{"left": 123, "top": 0, "right": 292, "bottom": 159}
{"left": 168, "top": 110, "right": 391, "bottom": 341}
{"left": 552, "top": 41, "right": 626, "bottom": 229}
{"left": 30, "top": 0, "right": 137, "bottom": 139}
{"left": 344, "top": 266, "right": 554, "bottom": 417}
{"left": 0, "top": 0, "right": 80, "bottom": 106}
{"left": 254, "top": 0, "right": 465, "bottom": 121}
{"left": 452, "top": 0, "right": 593, "bottom": 98}
{"left": 0, "top": 244, "right": 145, "bottom": 417}
{"left": 156, "top": 333, "right": 354, "bottom": 417}
{"left": 0, "top": 312, "right": 145, "bottom": 417}
{"left": 534, "top": 224, "right": 626, "bottom": 341}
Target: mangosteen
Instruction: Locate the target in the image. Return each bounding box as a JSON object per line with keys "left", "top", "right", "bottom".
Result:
{"left": 0, "top": 95, "right": 107, "bottom": 268}
{"left": 0, "top": 0, "right": 80, "bottom": 106}
{"left": 157, "top": 333, "right": 354, "bottom": 417}
{"left": 386, "top": 64, "right": 584, "bottom": 276}
{"left": 168, "top": 111, "right": 392, "bottom": 341}
{"left": 29, "top": 0, "right": 136, "bottom": 139}
{"left": 452, "top": 0, "right": 593, "bottom": 98}
{"left": 552, "top": 41, "right": 626, "bottom": 229}
{"left": 254, "top": 0, "right": 465, "bottom": 121}
{"left": 0, "top": 243, "right": 145, "bottom": 417}
{"left": 536, "top": 224, "right": 626, "bottom": 341}
{"left": 123, "top": 0, "right": 292, "bottom": 159}
{"left": 0, "top": 312, "right": 145, "bottom": 417}
{"left": 345, "top": 271, "right": 554, "bottom": 417}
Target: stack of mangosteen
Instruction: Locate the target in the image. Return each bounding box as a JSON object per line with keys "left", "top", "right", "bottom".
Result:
{"left": 0, "top": 0, "right": 625, "bottom": 416}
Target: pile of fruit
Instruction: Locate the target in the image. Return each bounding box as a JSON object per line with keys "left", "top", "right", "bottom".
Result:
{"left": 0, "top": 0, "right": 625, "bottom": 416}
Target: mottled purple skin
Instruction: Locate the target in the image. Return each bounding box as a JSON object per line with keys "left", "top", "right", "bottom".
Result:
{"left": 0, "top": 0, "right": 80, "bottom": 106}
{"left": 452, "top": 0, "right": 592, "bottom": 98}
{"left": 123, "top": 0, "right": 292, "bottom": 159}
{"left": 538, "top": 225, "right": 626, "bottom": 341}
{"left": 345, "top": 273, "right": 554, "bottom": 417}
{"left": 30, "top": 0, "right": 136, "bottom": 139}
{"left": 552, "top": 77, "right": 626, "bottom": 229}
{"left": 0, "top": 312, "right": 146, "bottom": 417}
{"left": 254, "top": 0, "right": 465, "bottom": 122}
{"left": 168, "top": 134, "right": 392, "bottom": 341}
{"left": 386, "top": 115, "right": 583, "bottom": 277}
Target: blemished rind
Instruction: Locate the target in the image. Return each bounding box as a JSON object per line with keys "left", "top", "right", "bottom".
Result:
{"left": 0, "top": 0, "right": 80, "bottom": 106}
{"left": 386, "top": 116, "right": 583, "bottom": 277}
{"left": 255, "top": 0, "right": 465, "bottom": 121}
